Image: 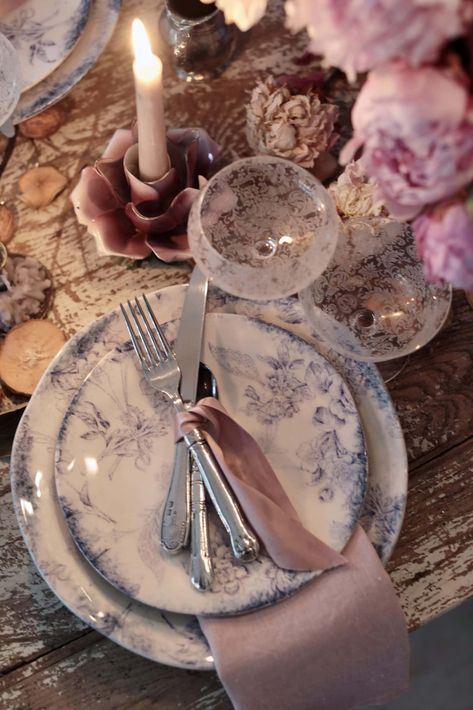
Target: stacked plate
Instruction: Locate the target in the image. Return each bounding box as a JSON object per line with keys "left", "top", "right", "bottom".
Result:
{"left": 10, "top": 284, "right": 408, "bottom": 669}
{"left": 0, "top": 0, "right": 120, "bottom": 123}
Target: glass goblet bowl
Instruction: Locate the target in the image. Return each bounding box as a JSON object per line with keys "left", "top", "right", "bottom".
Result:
{"left": 0, "top": 32, "right": 21, "bottom": 127}
{"left": 187, "top": 155, "right": 339, "bottom": 300}
{"left": 299, "top": 217, "right": 452, "bottom": 362}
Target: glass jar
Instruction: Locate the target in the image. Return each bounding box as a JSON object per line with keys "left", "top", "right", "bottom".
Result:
{"left": 159, "top": 0, "right": 237, "bottom": 82}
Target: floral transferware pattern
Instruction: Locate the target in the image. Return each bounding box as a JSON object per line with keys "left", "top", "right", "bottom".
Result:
{"left": 10, "top": 283, "right": 407, "bottom": 669}
{"left": 55, "top": 314, "right": 367, "bottom": 616}
{"left": 0, "top": 0, "right": 90, "bottom": 91}
{"left": 0, "top": 33, "right": 20, "bottom": 126}
{"left": 14, "top": 0, "right": 120, "bottom": 122}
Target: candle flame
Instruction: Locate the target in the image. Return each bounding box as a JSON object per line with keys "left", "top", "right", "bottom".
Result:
{"left": 132, "top": 18, "right": 153, "bottom": 66}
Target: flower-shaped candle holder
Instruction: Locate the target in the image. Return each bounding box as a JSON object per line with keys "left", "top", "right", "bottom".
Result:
{"left": 71, "top": 127, "right": 219, "bottom": 261}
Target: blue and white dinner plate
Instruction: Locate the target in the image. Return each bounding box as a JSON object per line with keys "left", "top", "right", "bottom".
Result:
{"left": 10, "top": 285, "right": 407, "bottom": 669}
{"left": 12, "top": 0, "right": 120, "bottom": 122}
{"left": 55, "top": 314, "right": 368, "bottom": 616}
{"left": 0, "top": 0, "right": 91, "bottom": 92}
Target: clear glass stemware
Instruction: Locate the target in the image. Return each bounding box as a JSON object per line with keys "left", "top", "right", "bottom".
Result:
{"left": 299, "top": 217, "right": 452, "bottom": 362}
{"left": 187, "top": 156, "right": 339, "bottom": 300}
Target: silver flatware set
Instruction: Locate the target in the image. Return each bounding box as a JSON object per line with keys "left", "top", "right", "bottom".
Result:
{"left": 120, "top": 268, "right": 259, "bottom": 591}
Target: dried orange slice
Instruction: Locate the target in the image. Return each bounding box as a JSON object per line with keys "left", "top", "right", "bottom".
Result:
{"left": 19, "top": 166, "right": 68, "bottom": 208}
{"left": 0, "top": 205, "right": 15, "bottom": 244}
{"left": 0, "top": 320, "right": 65, "bottom": 395}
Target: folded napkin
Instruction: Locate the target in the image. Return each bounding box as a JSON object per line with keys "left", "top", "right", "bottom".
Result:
{"left": 201, "top": 525, "right": 409, "bottom": 710}
{"left": 177, "top": 397, "right": 346, "bottom": 571}
{"left": 177, "top": 398, "right": 409, "bottom": 709}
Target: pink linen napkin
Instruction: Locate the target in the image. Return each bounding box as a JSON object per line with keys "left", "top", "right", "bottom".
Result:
{"left": 0, "top": 0, "right": 26, "bottom": 17}
{"left": 201, "top": 525, "right": 409, "bottom": 710}
{"left": 177, "top": 397, "right": 346, "bottom": 572}
{"left": 177, "top": 398, "right": 409, "bottom": 708}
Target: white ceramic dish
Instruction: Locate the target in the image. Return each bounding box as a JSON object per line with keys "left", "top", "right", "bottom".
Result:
{"left": 0, "top": 0, "right": 91, "bottom": 91}
{"left": 55, "top": 314, "right": 367, "bottom": 615}
{"left": 13, "top": 0, "right": 120, "bottom": 122}
{"left": 10, "top": 285, "right": 407, "bottom": 669}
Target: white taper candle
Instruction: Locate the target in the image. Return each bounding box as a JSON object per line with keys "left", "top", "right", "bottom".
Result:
{"left": 132, "top": 19, "right": 169, "bottom": 182}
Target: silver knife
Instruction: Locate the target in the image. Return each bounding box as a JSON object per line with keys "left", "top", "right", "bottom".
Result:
{"left": 160, "top": 267, "right": 209, "bottom": 553}
{"left": 190, "top": 365, "right": 214, "bottom": 591}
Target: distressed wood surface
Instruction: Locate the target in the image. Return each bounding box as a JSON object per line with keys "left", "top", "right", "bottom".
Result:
{"left": 0, "top": 0, "right": 473, "bottom": 707}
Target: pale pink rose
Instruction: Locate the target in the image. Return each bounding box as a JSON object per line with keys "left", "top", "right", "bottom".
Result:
{"left": 413, "top": 201, "right": 473, "bottom": 289}
{"left": 340, "top": 64, "right": 473, "bottom": 220}
{"left": 285, "top": 0, "right": 467, "bottom": 81}
{"left": 200, "top": 0, "right": 267, "bottom": 30}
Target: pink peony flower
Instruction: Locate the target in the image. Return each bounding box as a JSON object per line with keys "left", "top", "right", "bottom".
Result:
{"left": 413, "top": 201, "right": 473, "bottom": 289}
{"left": 285, "top": 0, "right": 467, "bottom": 82}
{"left": 340, "top": 64, "right": 473, "bottom": 220}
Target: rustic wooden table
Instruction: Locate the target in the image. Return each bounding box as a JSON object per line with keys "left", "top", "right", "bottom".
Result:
{"left": 1, "top": 1, "right": 473, "bottom": 707}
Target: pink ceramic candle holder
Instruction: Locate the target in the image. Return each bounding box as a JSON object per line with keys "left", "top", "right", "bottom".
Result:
{"left": 71, "top": 126, "right": 219, "bottom": 261}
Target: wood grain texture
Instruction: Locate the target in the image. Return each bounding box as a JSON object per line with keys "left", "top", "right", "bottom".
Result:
{"left": 386, "top": 291, "right": 473, "bottom": 465}
{"left": 1, "top": 0, "right": 473, "bottom": 707}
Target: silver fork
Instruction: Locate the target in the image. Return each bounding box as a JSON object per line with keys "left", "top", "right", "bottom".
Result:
{"left": 120, "top": 295, "right": 260, "bottom": 563}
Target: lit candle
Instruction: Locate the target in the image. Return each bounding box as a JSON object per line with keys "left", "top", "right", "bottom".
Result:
{"left": 132, "top": 19, "right": 169, "bottom": 182}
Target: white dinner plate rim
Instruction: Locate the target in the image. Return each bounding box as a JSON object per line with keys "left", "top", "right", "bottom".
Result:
{"left": 55, "top": 313, "right": 368, "bottom": 616}
{"left": 9, "top": 284, "right": 408, "bottom": 670}
{"left": 12, "top": 0, "right": 120, "bottom": 122}
{"left": 0, "top": 0, "right": 91, "bottom": 92}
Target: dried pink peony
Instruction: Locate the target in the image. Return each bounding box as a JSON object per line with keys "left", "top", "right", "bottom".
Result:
{"left": 329, "top": 160, "right": 384, "bottom": 218}
{"left": 246, "top": 77, "right": 338, "bottom": 168}
{"left": 340, "top": 64, "right": 473, "bottom": 220}
{"left": 413, "top": 200, "right": 473, "bottom": 289}
{"left": 285, "top": 0, "right": 468, "bottom": 82}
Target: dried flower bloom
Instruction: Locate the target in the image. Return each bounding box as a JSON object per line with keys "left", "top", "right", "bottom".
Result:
{"left": 246, "top": 77, "right": 338, "bottom": 168}
{"left": 285, "top": 0, "right": 467, "bottom": 82}
{"left": 329, "top": 161, "right": 384, "bottom": 218}
{"left": 413, "top": 200, "right": 473, "bottom": 290}
{"left": 200, "top": 0, "right": 267, "bottom": 31}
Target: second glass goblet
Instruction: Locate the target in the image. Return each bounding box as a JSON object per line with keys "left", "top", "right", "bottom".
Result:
{"left": 299, "top": 217, "right": 452, "bottom": 363}
{"left": 187, "top": 156, "right": 339, "bottom": 301}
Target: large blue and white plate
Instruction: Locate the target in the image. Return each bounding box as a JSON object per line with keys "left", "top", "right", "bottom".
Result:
{"left": 0, "top": 0, "right": 91, "bottom": 92}
{"left": 55, "top": 314, "right": 368, "bottom": 616}
{"left": 10, "top": 285, "right": 407, "bottom": 669}
{"left": 12, "top": 0, "right": 120, "bottom": 122}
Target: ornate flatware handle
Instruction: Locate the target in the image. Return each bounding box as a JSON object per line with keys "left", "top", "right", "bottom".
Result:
{"left": 160, "top": 440, "right": 191, "bottom": 553}
{"left": 185, "top": 428, "right": 259, "bottom": 562}
{"left": 190, "top": 462, "right": 213, "bottom": 591}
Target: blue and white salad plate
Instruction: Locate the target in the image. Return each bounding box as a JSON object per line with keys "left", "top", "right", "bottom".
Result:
{"left": 55, "top": 314, "right": 368, "bottom": 616}
{"left": 0, "top": 0, "right": 91, "bottom": 92}
{"left": 12, "top": 0, "right": 120, "bottom": 122}
{"left": 10, "top": 284, "right": 407, "bottom": 669}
